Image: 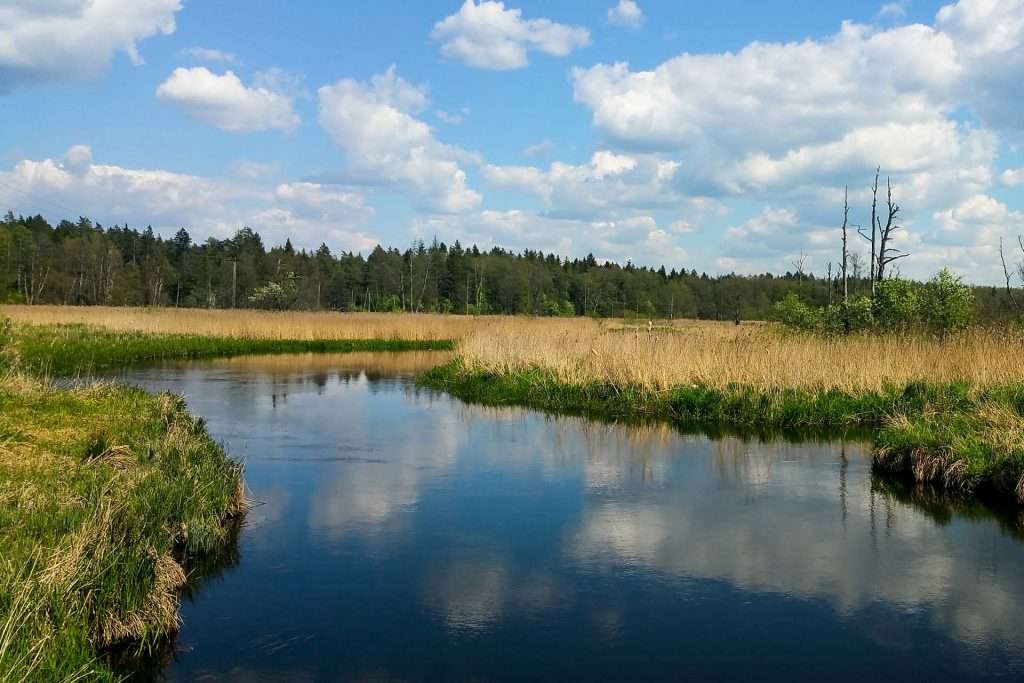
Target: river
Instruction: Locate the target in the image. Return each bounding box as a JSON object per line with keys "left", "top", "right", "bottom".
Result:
{"left": 113, "top": 352, "right": 1024, "bottom": 681}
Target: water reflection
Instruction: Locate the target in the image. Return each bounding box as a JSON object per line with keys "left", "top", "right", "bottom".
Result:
{"left": 114, "top": 353, "right": 1024, "bottom": 681}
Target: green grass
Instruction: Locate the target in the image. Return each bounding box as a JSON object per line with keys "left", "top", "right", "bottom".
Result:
{"left": 0, "top": 377, "right": 243, "bottom": 682}
{"left": 12, "top": 323, "right": 453, "bottom": 376}
{"left": 421, "top": 361, "right": 1024, "bottom": 505}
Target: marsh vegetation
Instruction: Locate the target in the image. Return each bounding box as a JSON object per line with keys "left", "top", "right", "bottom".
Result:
{"left": 3, "top": 297, "right": 1024, "bottom": 679}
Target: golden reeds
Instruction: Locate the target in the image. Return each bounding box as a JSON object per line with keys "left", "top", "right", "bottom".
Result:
{"left": 0, "top": 305, "right": 496, "bottom": 342}
{"left": 456, "top": 319, "right": 1024, "bottom": 394}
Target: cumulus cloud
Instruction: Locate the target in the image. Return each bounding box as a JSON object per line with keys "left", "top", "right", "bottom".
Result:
{"left": 0, "top": 0, "right": 181, "bottom": 92}
{"left": 1002, "top": 169, "right": 1024, "bottom": 187}
{"left": 484, "top": 150, "right": 685, "bottom": 219}
{"left": 317, "top": 66, "right": 481, "bottom": 213}
{"left": 561, "top": 0, "right": 1024, "bottom": 278}
{"left": 156, "top": 67, "right": 301, "bottom": 133}
{"left": 431, "top": 0, "right": 590, "bottom": 70}
{"left": 936, "top": 0, "right": 1024, "bottom": 129}
{"left": 878, "top": 1, "right": 909, "bottom": 21}
{"left": 412, "top": 209, "right": 689, "bottom": 267}
{"left": 933, "top": 194, "right": 1024, "bottom": 246}
{"left": 607, "top": 1, "right": 644, "bottom": 28}
{"left": 572, "top": 23, "right": 961, "bottom": 154}
{"left": 0, "top": 146, "right": 376, "bottom": 253}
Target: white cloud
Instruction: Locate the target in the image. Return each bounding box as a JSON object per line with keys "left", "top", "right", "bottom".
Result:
{"left": 668, "top": 219, "right": 695, "bottom": 234}
{"left": 572, "top": 23, "right": 960, "bottom": 154}
{"left": 724, "top": 120, "right": 997, "bottom": 212}
{"left": 607, "top": 1, "right": 644, "bottom": 28}
{"left": 723, "top": 207, "right": 803, "bottom": 263}
{"left": 878, "top": 1, "right": 909, "bottom": 21}
{"left": 484, "top": 150, "right": 685, "bottom": 219}
{"left": 317, "top": 66, "right": 481, "bottom": 213}
{"left": 1002, "top": 168, "right": 1024, "bottom": 187}
{"left": 0, "top": 0, "right": 181, "bottom": 92}
{"left": 936, "top": 0, "right": 1024, "bottom": 129}
{"left": 523, "top": 138, "right": 553, "bottom": 158}
{"left": 180, "top": 47, "right": 240, "bottom": 66}
{"left": 156, "top": 67, "right": 300, "bottom": 134}
{"left": 412, "top": 210, "right": 689, "bottom": 267}
{"left": 560, "top": 0, "right": 1024, "bottom": 279}
{"left": 933, "top": 194, "right": 1024, "bottom": 245}
{"left": 0, "top": 146, "right": 377, "bottom": 254}
{"left": 230, "top": 160, "right": 280, "bottom": 180}
{"left": 431, "top": 0, "right": 590, "bottom": 70}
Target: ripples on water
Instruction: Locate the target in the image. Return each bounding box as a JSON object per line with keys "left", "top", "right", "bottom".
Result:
{"left": 112, "top": 353, "right": 1024, "bottom": 682}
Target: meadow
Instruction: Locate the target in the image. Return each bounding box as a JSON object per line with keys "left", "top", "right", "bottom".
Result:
{"left": 0, "top": 305, "right": 487, "bottom": 342}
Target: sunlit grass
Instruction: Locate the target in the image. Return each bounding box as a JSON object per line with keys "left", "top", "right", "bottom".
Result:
{"left": 0, "top": 375, "right": 243, "bottom": 682}
{"left": 0, "top": 305, "right": 497, "bottom": 342}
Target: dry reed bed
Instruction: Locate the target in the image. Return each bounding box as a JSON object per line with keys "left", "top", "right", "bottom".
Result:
{"left": 457, "top": 320, "right": 1024, "bottom": 394}
{"left": 0, "top": 305, "right": 496, "bottom": 341}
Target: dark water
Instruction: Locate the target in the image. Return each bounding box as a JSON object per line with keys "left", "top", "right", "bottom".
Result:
{"left": 114, "top": 353, "right": 1024, "bottom": 682}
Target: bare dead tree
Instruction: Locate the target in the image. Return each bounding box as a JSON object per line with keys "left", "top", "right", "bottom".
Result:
{"left": 999, "top": 236, "right": 1020, "bottom": 311}
{"left": 1018, "top": 235, "right": 1024, "bottom": 285}
{"left": 850, "top": 252, "right": 864, "bottom": 291}
{"left": 858, "top": 168, "right": 880, "bottom": 295}
{"left": 841, "top": 185, "right": 850, "bottom": 306}
{"left": 875, "top": 176, "right": 908, "bottom": 281}
{"left": 826, "top": 261, "right": 833, "bottom": 306}
{"left": 791, "top": 251, "right": 807, "bottom": 287}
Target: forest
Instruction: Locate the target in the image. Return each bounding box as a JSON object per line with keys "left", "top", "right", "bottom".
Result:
{"left": 0, "top": 211, "right": 1018, "bottom": 321}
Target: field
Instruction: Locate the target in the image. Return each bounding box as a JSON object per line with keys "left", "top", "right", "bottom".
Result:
{"left": 0, "top": 305, "right": 489, "bottom": 342}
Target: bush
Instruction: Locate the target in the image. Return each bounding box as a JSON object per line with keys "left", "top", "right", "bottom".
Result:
{"left": 248, "top": 275, "right": 299, "bottom": 310}
{"left": 873, "top": 278, "right": 920, "bottom": 330}
{"left": 822, "top": 296, "right": 874, "bottom": 334}
{"left": 773, "top": 294, "right": 821, "bottom": 331}
{"left": 541, "top": 294, "right": 575, "bottom": 317}
{"left": 920, "top": 268, "right": 973, "bottom": 334}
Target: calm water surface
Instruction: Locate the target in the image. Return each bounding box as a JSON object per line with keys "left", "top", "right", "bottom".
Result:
{"left": 114, "top": 353, "right": 1024, "bottom": 682}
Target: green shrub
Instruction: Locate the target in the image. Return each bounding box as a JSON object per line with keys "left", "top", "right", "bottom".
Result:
{"left": 920, "top": 268, "right": 973, "bottom": 334}
{"left": 773, "top": 293, "right": 821, "bottom": 331}
{"left": 248, "top": 274, "right": 299, "bottom": 310}
{"left": 822, "top": 296, "right": 874, "bottom": 334}
{"left": 873, "top": 278, "right": 920, "bottom": 330}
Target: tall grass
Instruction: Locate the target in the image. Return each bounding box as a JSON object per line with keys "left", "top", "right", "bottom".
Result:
{"left": 0, "top": 305, "right": 496, "bottom": 342}
{"left": 454, "top": 318, "right": 1024, "bottom": 392}
{"left": 0, "top": 376, "right": 244, "bottom": 682}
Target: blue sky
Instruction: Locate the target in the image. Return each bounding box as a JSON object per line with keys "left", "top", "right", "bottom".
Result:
{"left": 1, "top": 0, "right": 1022, "bottom": 282}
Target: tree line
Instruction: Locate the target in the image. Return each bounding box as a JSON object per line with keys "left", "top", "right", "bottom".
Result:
{"left": 0, "top": 211, "right": 1018, "bottom": 321}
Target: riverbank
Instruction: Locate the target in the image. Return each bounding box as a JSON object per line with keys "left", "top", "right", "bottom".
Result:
{"left": 0, "top": 374, "right": 244, "bottom": 681}
{"left": 13, "top": 322, "right": 452, "bottom": 375}
{"left": 422, "top": 317, "right": 1024, "bottom": 506}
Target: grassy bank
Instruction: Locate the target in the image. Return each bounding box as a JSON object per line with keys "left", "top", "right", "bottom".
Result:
{"left": 424, "top": 317, "right": 1024, "bottom": 506}
{"left": 13, "top": 323, "right": 452, "bottom": 375}
{"left": 0, "top": 375, "right": 244, "bottom": 681}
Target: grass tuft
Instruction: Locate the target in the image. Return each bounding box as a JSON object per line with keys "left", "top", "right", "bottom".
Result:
{"left": 0, "top": 374, "right": 244, "bottom": 682}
